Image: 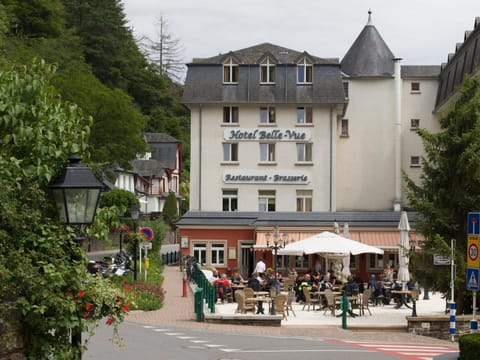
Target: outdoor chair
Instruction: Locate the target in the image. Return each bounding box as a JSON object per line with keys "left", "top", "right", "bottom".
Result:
{"left": 285, "top": 290, "right": 296, "bottom": 317}
{"left": 360, "top": 288, "right": 372, "bottom": 315}
{"left": 302, "top": 286, "right": 321, "bottom": 311}
{"left": 274, "top": 294, "right": 287, "bottom": 320}
{"left": 323, "top": 288, "right": 341, "bottom": 316}
{"left": 234, "top": 290, "right": 256, "bottom": 314}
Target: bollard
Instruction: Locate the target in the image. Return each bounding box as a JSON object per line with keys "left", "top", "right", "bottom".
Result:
{"left": 182, "top": 269, "right": 187, "bottom": 297}
{"left": 341, "top": 293, "right": 348, "bottom": 330}
{"left": 194, "top": 288, "right": 204, "bottom": 322}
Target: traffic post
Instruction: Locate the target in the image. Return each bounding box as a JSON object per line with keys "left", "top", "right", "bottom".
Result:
{"left": 467, "top": 212, "right": 480, "bottom": 333}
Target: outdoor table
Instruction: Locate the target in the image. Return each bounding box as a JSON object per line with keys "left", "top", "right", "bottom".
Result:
{"left": 246, "top": 297, "right": 272, "bottom": 314}
{"left": 253, "top": 291, "right": 269, "bottom": 297}
{"left": 391, "top": 290, "right": 412, "bottom": 309}
{"left": 335, "top": 295, "right": 360, "bottom": 317}
{"left": 316, "top": 291, "right": 341, "bottom": 310}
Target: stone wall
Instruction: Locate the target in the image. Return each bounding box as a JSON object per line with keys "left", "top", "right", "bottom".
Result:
{"left": 0, "top": 309, "right": 25, "bottom": 360}
{"left": 407, "top": 315, "right": 478, "bottom": 340}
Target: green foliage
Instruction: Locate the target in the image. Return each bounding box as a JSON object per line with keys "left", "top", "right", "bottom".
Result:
{"left": 404, "top": 76, "right": 480, "bottom": 313}
{"left": 0, "top": 59, "right": 113, "bottom": 358}
{"left": 99, "top": 189, "right": 140, "bottom": 214}
{"left": 3, "top": 0, "right": 65, "bottom": 38}
{"left": 459, "top": 333, "right": 480, "bottom": 360}
{"left": 162, "top": 192, "right": 178, "bottom": 228}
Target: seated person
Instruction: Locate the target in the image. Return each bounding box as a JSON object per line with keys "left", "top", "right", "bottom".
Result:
{"left": 212, "top": 273, "right": 231, "bottom": 303}
{"left": 381, "top": 265, "right": 394, "bottom": 282}
{"left": 296, "top": 273, "right": 317, "bottom": 302}
{"left": 247, "top": 272, "right": 262, "bottom": 291}
{"left": 209, "top": 270, "right": 219, "bottom": 283}
{"left": 367, "top": 274, "right": 386, "bottom": 303}
{"left": 231, "top": 272, "right": 246, "bottom": 285}
{"left": 342, "top": 275, "right": 359, "bottom": 296}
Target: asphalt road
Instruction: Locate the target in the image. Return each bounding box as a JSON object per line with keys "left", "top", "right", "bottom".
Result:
{"left": 84, "top": 321, "right": 457, "bottom": 360}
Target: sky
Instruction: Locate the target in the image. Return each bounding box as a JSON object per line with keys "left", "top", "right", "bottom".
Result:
{"left": 122, "top": 0, "right": 480, "bottom": 80}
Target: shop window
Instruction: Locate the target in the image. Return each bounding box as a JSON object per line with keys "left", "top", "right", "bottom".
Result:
{"left": 211, "top": 243, "right": 225, "bottom": 266}
{"left": 193, "top": 243, "right": 207, "bottom": 265}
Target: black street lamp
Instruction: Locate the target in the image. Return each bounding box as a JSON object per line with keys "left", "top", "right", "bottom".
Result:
{"left": 130, "top": 204, "right": 140, "bottom": 282}
{"left": 50, "top": 154, "right": 104, "bottom": 357}
{"left": 265, "top": 226, "right": 288, "bottom": 315}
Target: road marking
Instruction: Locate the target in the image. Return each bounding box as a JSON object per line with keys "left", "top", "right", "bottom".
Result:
{"left": 204, "top": 344, "right": 224, "bottom": 348}
{"left": 190, "top": 340, "right": 209, "bottom": 343}
{"left": 339, "top": 341, "right": 458, "bottom": 360}
{"left": 165, "top": 332, "right": 184, "bottom": 336}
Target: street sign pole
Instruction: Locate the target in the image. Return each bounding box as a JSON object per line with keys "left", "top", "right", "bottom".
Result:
{"left": 450, "top": 238, "right": 456, "bottom": 341}
{"left": 467, "top": 212, "right": 480, "bottom": 333}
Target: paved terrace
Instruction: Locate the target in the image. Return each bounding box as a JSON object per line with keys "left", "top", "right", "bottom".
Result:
{"left": 127, "top": 265, "right": 460, "bottom": 348}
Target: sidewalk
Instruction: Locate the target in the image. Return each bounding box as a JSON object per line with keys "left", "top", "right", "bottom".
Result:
{"left": 126, "top": 265, "right": 460, "bottom": 348}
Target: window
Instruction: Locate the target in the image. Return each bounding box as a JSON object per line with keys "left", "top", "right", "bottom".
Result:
{"left": 296, "top": 107, "right": 312, "bottom": 124}
{"left": 369, "top": 254, "right": 383, "bottom": 269}
{"left": 258, "top": 190, "right": 275, "bottom": 212}
{"left": 211, "top": 243, "right": 225, "bottom": 265}
{"left": 260, "top": 57, "right": 275, "bottom": 83}
{"left": 410, "top": 119, "right": 420, "bottom": 130}
{"left": 295, "top": 254, "right": 309, "bottom": 268}
{"left": 193, "top": 243, "right": 207, "bottom": 264}
{"left": 223, "top": 143, "right": 238, "bottom": 162}
{"left": 260, "top": 106, "right": 276, "bottom": 124}
{"left": 411, "top": 82, "right": 420, "bottom": 92}
{"left": 222, "top": 189, "right": 238, "bottom": 211}
{"left": 297, "top": 58, "right": 313, "bottom": 83}
{"left": 343, "top": 82, "right": 349, "bottom": 98}
{"left": 223, "top": 58, "right": 238, "bottom": 83}
{"left": 259, "top": 143, "right": 275, "bottom": 162}
{"left": 410, "top": 156, "right": 420, "bottom": 167}
{"left": 340, "top": 119, "right": 349, "bottom": 137}
{"left": 296, "top": 190, "right": 312, "bottom": 212}
{"left": 296, "top": 143, "right": 312, "bottom": 162}
{"left": 223, "top": 106, "right": 239, "bottom": 124}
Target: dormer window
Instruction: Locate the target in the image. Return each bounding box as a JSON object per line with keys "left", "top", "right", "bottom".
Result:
{"left": 260, "top": 57, "right": 275, "bottom": 84}
{"left": 297, "top": 58, "right": 313, "bottom": 84}
{"left": 223, "top": 58, "right": 238, "bottom": 83}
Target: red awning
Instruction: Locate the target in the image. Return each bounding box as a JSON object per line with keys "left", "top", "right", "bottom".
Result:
{"left": 255, "top": 231, "right": 402, "bottom": 250}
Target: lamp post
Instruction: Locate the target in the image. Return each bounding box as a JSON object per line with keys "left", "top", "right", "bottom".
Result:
{"left": 130, "top": 204, "right": 140, "bottom": 282}
{"left": 265, "top": 226, "right": 288, "bottom": 315}
{"left": 409, "top": 235, "right": 418, "bottom": 317}
{"left": 50, "top": 154, "right": 104, "bottom": 357}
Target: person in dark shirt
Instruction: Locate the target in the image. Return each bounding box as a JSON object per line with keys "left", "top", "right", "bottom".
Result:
{"left": 247, "top": 272, "right": 264, "bottom": 314}
{"left": 342, "top": 275, "right": 359, "bottom": 296}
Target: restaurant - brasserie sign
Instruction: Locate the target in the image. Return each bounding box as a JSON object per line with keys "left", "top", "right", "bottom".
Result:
{"left": 224, "top": 171, "right": 310, "bottom": 184}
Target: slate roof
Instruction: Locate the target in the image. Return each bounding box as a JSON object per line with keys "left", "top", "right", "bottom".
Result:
{"left": 144, "top": 132, "right": 179, "bottom": 170}
{"left": 175, "top": 211, "right": 418, "bottom": 228}
{"left": 130, "top": 159, "right": 166, "bottom": 177}
{"left": 401, "top": 65, "right": 441, "bottom": 78}
{"left": 183, "top": 43, "right": 346, "bottom": 106}
{"left": 435, "top": 17, "right": 480, "bottom": 110}
{"left": 190, "top": 42, "right": 338, "bottom": 65}
{"left": 341, "top": 12, "right": 395, "bottom": 78}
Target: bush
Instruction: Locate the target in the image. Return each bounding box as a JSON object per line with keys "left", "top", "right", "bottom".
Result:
{"left": 459, "top": 332, "right": 480, "bottom": 360}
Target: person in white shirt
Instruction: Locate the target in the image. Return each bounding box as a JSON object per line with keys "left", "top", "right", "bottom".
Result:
{"left": 254, "top": 257, "right": 266, "bottom": 275}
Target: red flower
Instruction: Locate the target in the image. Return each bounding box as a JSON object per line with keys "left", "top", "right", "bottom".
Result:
{"left": 83, "top": 312, "right": 90, "bottom": 318}
{"left": 123, "top": 305, "right": 130, "bottom": 312}
{"left": 85, "top": 303, "right": 93, "bottom": 310}
{"left": 106, "top": 317, "right": 114, "bottom": 326}
{"left": 124, "top": 284, "right": 131, "bottom": 292}
{"left": 78, "top": 290, "right": 85, "bottom": 298}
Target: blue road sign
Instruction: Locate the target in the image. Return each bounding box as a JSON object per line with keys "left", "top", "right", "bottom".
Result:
{"left": 468, "top": 212, "right": 480, "bottom": 235}
{"left": 467, "top": 268, "right": 479, "bottom": 291}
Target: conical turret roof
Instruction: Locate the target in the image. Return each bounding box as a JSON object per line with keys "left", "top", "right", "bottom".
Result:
{"left": 341, "top": 11, "right": 395, "bottom": 77}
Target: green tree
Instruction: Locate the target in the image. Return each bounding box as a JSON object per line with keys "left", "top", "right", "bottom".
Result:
{"left": 162, "top": 192, "right": 178, "bottom": 229}
{"left": 0, "top": 60, "right": 126, "bottom": 358}
{"left": 3, "top": 0, "right": 65, "bottom": 38}
{"left": 404, "top": 76, "right": 480, "bottom": 314}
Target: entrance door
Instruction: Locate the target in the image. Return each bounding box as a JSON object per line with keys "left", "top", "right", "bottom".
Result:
{"left": 239, "top": 243, "right": 254, "bottom": 279}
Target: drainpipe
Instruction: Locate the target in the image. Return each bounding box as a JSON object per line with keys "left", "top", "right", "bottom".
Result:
{"left": 199, "top": 104, "right": 203, "bottom": 211}
{"left": 393, "top": 58, "right": 402, "bottom": 211}
{"left": 330, "top": 105, "right": 336, "bottom": 211}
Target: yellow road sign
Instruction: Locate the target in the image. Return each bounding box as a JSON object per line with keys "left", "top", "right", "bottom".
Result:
{"left": 468, "top": 235, "right": 480, "bottom": 268}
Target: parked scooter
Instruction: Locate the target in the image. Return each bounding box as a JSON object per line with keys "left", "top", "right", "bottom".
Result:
{"left": 87, "top": 250, "right": 132, "bottom": 277}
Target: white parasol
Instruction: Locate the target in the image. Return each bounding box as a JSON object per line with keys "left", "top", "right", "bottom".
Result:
{"left": 397, "top": 211, "right": 411, "bottom": 286}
